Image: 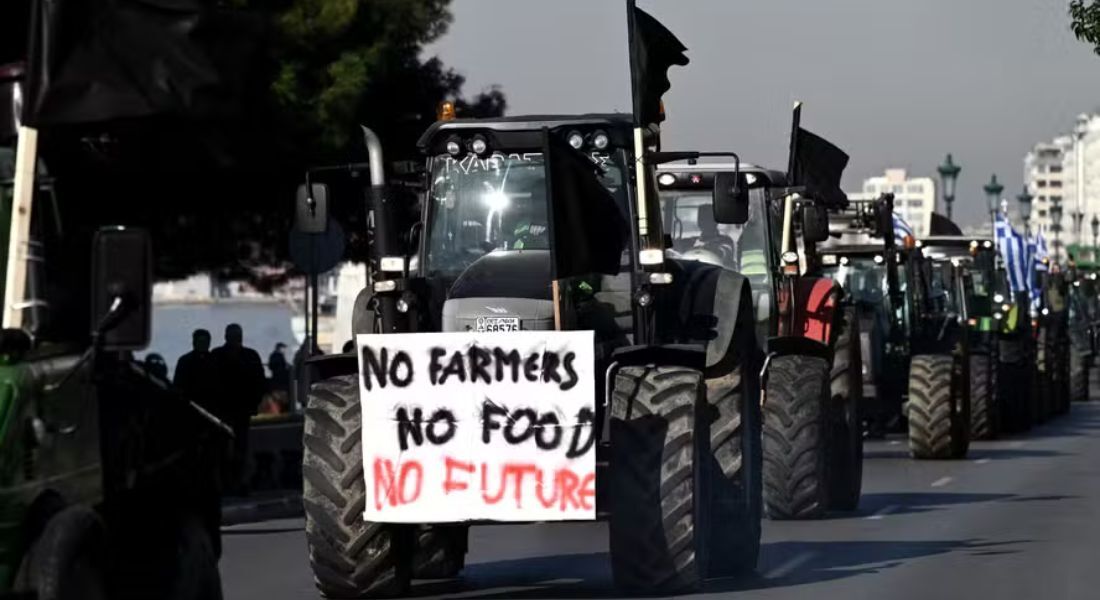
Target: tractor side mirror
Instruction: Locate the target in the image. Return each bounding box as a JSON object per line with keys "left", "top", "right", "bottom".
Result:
{"left": 802, "top": 204, "right": 829, "bottom": 244}
{"left": 713, "top": 172, "right": 749, "bottom": 225}
{"left": 91, "top": 227, "right": 152, "bottom": 350}
{"left": 296, "top": 183, "right": 330, "bottom": 234}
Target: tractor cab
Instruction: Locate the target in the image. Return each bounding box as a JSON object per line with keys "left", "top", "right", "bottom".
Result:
{"left": 655, "top": 161, "right": 785, "bottom": 345}
{"left": 919, "top": 237, "right": 999, "bottom": 346}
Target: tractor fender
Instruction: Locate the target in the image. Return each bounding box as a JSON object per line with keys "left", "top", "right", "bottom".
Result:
{"left": 302, "top": 352, "right": 358, "bottom": 389}
{"left": 666, "top": 259, "right": 751, "bottom": 370}
{"left": 788, "top": 276, "right": 842, "bottom": 346}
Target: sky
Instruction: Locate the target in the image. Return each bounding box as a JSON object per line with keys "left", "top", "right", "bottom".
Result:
{"left": 424, "top": 0, "right": 1100, "bottom": 227}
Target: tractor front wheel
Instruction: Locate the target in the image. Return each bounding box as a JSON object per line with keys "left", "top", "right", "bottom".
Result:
{"left": 908, "top": 354, "right": 970, "bottom": 459}
{"left": 609, "top": 365, "right": 712, "bottom": 594}
{"left": 303, "top": 375, "right": 414, "bottom": 599}
{"left": 762, "top": 355, "right": 830, "bottom": 520}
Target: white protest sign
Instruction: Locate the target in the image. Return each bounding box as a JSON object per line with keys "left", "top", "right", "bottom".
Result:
{"left": 357, "top": 331, "right": 597, "bottom": 523}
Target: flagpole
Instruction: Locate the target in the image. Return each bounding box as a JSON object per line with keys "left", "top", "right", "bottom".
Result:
{"left": 625, "top": 0, "right": 650, "bottom": 243}
{"left": 4, "top": 125, "right": 38, "bottom": 329}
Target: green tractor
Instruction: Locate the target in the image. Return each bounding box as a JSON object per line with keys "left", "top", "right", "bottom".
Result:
{"left": 0, "top": 67, "right": 225, "bottom": 599}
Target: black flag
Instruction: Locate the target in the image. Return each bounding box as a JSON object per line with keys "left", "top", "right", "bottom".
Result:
{"left": 543, "top": 130, "right": 628, "bottom": 280}
{"left": 788, "top": 105, "right": 850, "bottom": 208}
{"left": 627, "top": 1, "right": 688, "bottom": 129}
{"left": 22, "top": 0, "right": 259, "bottom": 127}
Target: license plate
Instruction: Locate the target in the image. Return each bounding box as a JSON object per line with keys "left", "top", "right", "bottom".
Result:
{"left": 476, "top": 316, "right": 520, "bottom": 332}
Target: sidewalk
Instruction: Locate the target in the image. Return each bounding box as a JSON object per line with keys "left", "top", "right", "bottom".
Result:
{"left": 222, "top": 490, "right": 303, "bottom": 526}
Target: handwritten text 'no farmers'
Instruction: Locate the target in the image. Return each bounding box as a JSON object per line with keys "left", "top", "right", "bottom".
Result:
{"left": 357, "top": 331, "right": 596, "bottom": 523}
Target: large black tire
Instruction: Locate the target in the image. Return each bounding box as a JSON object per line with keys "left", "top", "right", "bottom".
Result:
{"left": 1071, "top": 350, "right": 1090, "bottom": 402}
{"left": 165, "top": 516, "right": 224, "bottom": 600}
{"left": 411, "top": 526, "right": 468, "bottom": 579}
{"left": 908, "top": 354, "right": 969, "bottom": 459}
{"left": 15, "top": 505, "right": 107, "bottom": 600}
{"left": 762, "top": 355, "right": 830, "bottom": 520}
{"left": 303, "top": 375, "right": 413, "bottom": 599}
{"left": 969, "top": 354, "right": 995, "bottom": 440}
{"left": 703, "top": 314, "right": 762, "bottom": 577}
{"left": 828, "top": 307, "right": 863, "bottom": 511}
{"left": 998, "top": 339, "right": 1032, "bottom": 433}
{"left": 609, "top": 365, "right": 710, "bottom": 594}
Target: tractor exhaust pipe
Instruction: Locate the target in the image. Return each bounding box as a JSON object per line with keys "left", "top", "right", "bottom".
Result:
{"left": 360, "top": 126, "right": 407, "bottom": 334}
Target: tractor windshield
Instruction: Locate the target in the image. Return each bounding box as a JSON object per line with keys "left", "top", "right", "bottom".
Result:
{"left": 823, "top": 257, "right": 886, "bottom": 306}
{"left": 658, "top": 188, "right": 771, "bottom": 285}
{"left": 424, "top": 152, "right": 623, "bottom": 277}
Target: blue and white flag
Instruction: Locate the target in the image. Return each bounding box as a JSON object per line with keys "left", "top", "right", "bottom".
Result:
{"left": 1027, "top": 226, "right": 1049, "bottom": 312}
{"left": 994, "top": 213, "right": 1028, "bottom": 294}
{"left": 893, "top": 212, "right": 914, "bottom": 247}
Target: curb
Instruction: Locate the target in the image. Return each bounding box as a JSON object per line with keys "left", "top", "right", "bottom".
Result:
{"left": 222, "top": 493, "right": 303, "bottom": 526}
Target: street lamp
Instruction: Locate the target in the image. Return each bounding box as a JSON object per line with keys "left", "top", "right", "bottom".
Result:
{"left": 983, "top": 174, "right": 1004, "bottom": 229}
{"left": 1074, "top": 211, "right": 1086, "bottom": 251}
{"left": 938, "top": 154, "right": 961, "bottom": 220}
{"left": 1017, "top": 186, "right": 1033, "bottom": 229}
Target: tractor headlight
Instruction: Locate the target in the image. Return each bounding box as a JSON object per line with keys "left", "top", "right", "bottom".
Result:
{"left": 567, "top": 130, "right": 584, "bottom": 150}
{"left": 994, "top": 293, "right": 1004, "bottom": 303}
{"left": 592, "top": 130, "right": 610, "bottom": 150}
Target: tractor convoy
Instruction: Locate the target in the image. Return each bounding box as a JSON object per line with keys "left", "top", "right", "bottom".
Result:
{"left": 1, "top": 2, "right": 1097, "bottom": 600}
{"left": 290, "top": 6, "right": 1091, "bottom": 599}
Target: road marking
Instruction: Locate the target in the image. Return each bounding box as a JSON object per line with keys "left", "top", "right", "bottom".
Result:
{"left": 865, "top": 504, "right": 898, "bottom": 520}
{"left": 1009, "top": 441, "right": 1025, "bottom": 448}
{"left": 931, "top": 476, "right": 953, "bottom": 488}
{"left": 888, "top": 440, "right": 901, "bottom": 446}
{"left": 974, "top": 458, "right": 991, "bottom": 465}
{"left": 765, "top": 550, "right": 817, "bottom": 579}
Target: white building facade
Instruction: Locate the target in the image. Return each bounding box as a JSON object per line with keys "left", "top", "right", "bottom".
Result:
{"left": 1024, "top": 113, "right": 1100, "bottom": 250}
{"left": 848, "top": 168, "right": 936, "bottom": 237}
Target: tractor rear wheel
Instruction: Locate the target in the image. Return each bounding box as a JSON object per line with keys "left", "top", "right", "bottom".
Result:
{"left": 609, "top": 365, "right": 711, "bottom": 594}
{"left": 762, "top": 355, "right": 830, "bottom": 520}
{"left": 303, "top": 374, "right": 414, "bottom": 599}
{"left": 704, "top": 315, "right": 762, "bottom": 576}
{"left": 908, "top": 354, "right": 969, "bottom": 459}
{"left": 997, "top": 339, "right": 1030, "bottom": 433}
{"left": 969, "top": 354, "right": 996, "bottom": 440}
{"left": 828, "top": 306, "right": 863, "bottom": 511}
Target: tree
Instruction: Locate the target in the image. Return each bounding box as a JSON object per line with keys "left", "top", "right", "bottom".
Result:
{"left": 1071, "top": 0, "right": 1100, "bottom": 55}
{"left": 257, "top": 0, "right": 506, "bottom": 163}
{"left": 2, "top": 0, "right": 506, "bottom": 283}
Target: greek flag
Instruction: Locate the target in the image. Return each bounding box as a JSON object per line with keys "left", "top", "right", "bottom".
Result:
{"left": 893, "top": 213, "right": 914, "bottom": 247}
{"left": 1027, "top": 227, "right": 1050, "bottom": 312}
{"left": 994, "top": 213, "right": 1028, "bottom": 294}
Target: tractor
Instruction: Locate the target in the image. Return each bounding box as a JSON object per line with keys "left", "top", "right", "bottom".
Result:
{"left": 654, "top": 121, "right": 865, "bottom": 522}
{"left": 0, "top": 66, "right": 225, "bottom": 600}
{"left": 1067, "top": 263, "right": 1097, "bottom": 402}
{"left": 904, "top": 232, "right": 975, "bottom": 459}
{"left": 1032, "top": 264, "right": 1072, "bottom": 420}
{"left": 299, "top": 114, "right": 766, "bottom": 597}
{"left": 817, "top": 193, "right": 914, "bottom": 439}
{"left": 919, "top": 236, "right": 1003, "bottom": 441}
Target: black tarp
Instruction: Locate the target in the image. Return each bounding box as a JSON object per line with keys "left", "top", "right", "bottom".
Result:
{"left": 627, "top": 2, "right": 688, "bottom": 129}
{"left": 543, "top": 129, "right": 628, "bottom": 280}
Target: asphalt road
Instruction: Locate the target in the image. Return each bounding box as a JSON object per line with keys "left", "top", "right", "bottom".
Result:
{"left": 221, "top": 396, "right": 1100, "bottom": 600}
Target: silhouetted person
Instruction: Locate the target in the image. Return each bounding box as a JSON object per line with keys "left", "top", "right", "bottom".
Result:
{"left": 143, "top": 353, "right": 169, "bottom": 382}
{"left": 212, "top": 323, "right": 266, "bottom": 496}
{"left": 268, "top": 342, "right": 290, "bottom": 393}
{"left": 174, "top": 329, "right": 217, "bottom": 409}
